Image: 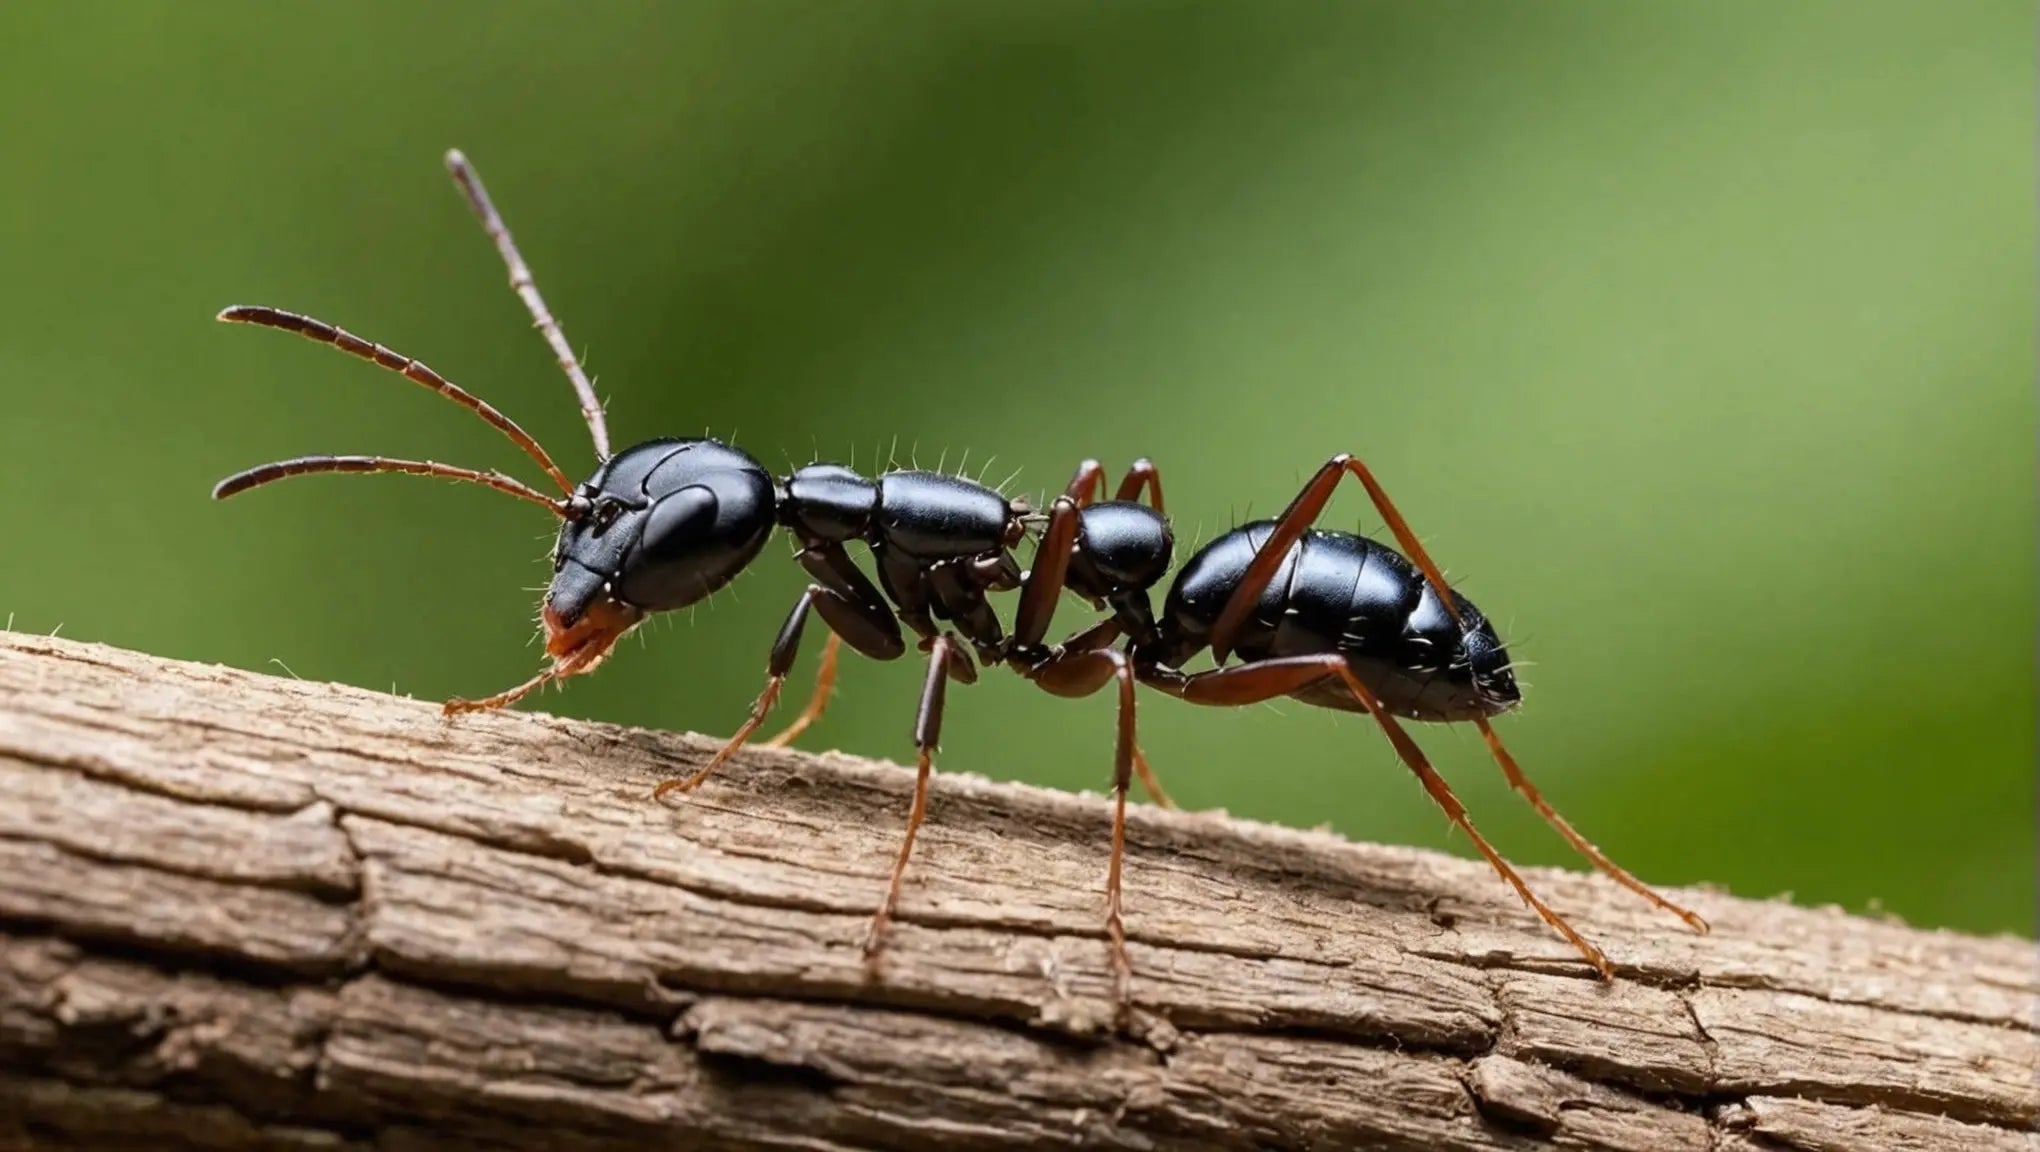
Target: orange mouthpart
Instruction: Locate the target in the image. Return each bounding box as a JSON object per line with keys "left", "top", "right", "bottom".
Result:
{"left": 543, "top": 597, "right": 644, "bottom": 669}
{"left": 442, "top": 596, "right": 646, "bottom": 717}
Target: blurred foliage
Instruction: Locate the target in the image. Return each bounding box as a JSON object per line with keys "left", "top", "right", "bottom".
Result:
{"left": 1, "top": 1, "right": 2029, "bottom": 936}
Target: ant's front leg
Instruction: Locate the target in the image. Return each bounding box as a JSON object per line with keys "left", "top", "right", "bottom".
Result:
{"left": 654, "top": 564, "right": 903, "bottom": 800}
{"left": 758, "top": 542, "right": 895, "bottom": 750}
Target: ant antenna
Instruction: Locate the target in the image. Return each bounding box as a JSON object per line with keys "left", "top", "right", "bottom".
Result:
{"left": 216, "top": 306, "right": 574, "bottom": 494}
{"left": 443, "top": 150, "right": 612, "bottom": 461}
{"left": 213, "top": 455, "right": 569, "bottom": 517}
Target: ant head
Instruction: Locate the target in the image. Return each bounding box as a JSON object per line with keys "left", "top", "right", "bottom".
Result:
{"left": 544, "top": 439, "right": 777, "bottom": 650}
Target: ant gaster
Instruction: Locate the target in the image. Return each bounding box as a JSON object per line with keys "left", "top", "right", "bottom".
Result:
{"left": 209, "top": 151, "right": 1174, "bottom": 987}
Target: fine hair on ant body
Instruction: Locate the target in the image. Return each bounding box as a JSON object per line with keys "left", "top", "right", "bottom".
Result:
{"left": 213, "top": 151, "right": 1706, "bottom": 1015}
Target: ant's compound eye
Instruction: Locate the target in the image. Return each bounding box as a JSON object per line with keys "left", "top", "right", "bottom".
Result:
{"left": 592, "top": 498, "right": 625, "bottom": 531}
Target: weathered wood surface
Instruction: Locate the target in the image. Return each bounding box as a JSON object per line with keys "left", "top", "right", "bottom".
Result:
{"left": 0, "top": 632, "right": 2032, "bottom": 1151}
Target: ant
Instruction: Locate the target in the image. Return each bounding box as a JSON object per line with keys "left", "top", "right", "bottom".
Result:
{"left": 208, "top": 151, "right": 1174, "bottom": 992}
{"left": 213, "top": 151, "right": 1707, "bottom": 1010}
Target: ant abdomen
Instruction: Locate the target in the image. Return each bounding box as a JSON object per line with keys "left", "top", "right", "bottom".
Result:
{"left": 1157, "top": 521, "right": 1519, "bottom": 723}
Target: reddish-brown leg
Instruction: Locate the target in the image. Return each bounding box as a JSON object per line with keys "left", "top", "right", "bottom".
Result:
{"left": 655, "top": 582, "right": 896, "bottom": 800}
{"left": 1113, "top": 458, "right": 1165, "bottom": 512}
{"left": 1064, "top": 459, "right": 1108, "bottom": 507}
{"left": 1210, "top": 454, "right": 1465, "bottom": 664}
{"left": 1130, "top": 746, "right": 1175, "bottom": 810}
{"left": 1011, "top": 486, "right": 1086, "bottom": 652}
{"left": 443, "top": 664, "right": 559, "bottom": 714}
{"left": 864, "top": 633, "right": 959, "bottom": 960}
{"left": 1014, "top": 466, "right": 1177, "bottom": 817}
{"left": 761, "top": 631, "right": 842, "bottom": 749}
{"left": 1028, "top": 642, "right": 1141, "bottom": 1012}
{"left": 1145, "top": 655, "right": 1616, "bottom": 979}
{"left": 652, "top": 676, "right": 785, "bottom": 801}
{"left": 1474, "top": 718, "right": 1709, "bottom": 933}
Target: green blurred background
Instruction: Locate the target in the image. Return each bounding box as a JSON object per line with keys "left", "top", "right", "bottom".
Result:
{"left": 1, "top": 2, "right": 2030, "bottom": 936}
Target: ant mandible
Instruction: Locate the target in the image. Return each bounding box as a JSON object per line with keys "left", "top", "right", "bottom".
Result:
{"left": 209, "top": 151, "right": 1173, "bottom": 993}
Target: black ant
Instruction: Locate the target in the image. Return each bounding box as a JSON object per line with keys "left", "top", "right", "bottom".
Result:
{"left": 209, "top": 151, "right": 1173, "bottom": 988}
{"left": 213, "top": 151, "right": 1706, "bottom": 1010}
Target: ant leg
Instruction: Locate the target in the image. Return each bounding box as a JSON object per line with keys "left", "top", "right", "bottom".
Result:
{"left": 1032, "top": 618, "right": 1175, "bottom": 811}
{"left": 654, "top": 585, "right": 900, "bottom": 800}
{"left": 1474, "top": 717, "right": 1709, "bottom": 933}
{"left": 865, "top": 633, "right": 960, "bottom": 961}
{"left": 1064, "top": 458, "right": 1108, "bottom": 507}
{"left": 1131, "top": 746, "right": 1175, "bottom": 811}
{"left": 760, "top": 632, "right": 841, "bottom": 749}
{"left": 1012, "top": 489, "right": 1084, "bottom": 650}
{"left": 1013, "top": 455, "right": 1148, "bottom": 649}
{"left": 758, "top": 541, "right": 905, "bottom": 749}
{"left": 1143, "top": 656, "right": 1615, "bottom": 979}
{"left": 1015, "top": 477, "right": 1179, "bottom": 811}
{"left": 1113, "top": 458, "right": 1165, "bottom": 512}
{"left": 1028, "top": 643, "right": 1141, "bottom": 1013}
{"left": 443, "top": 664, "right": 558, "bottom": 714}
{"left": 1211, "top": 454, "right": 1462, "bottom": 663}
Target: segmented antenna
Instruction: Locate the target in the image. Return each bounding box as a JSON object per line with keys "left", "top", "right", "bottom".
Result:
{"left": 213, "top": 455, "right": 567, "bottom": 516}
{"left": 215, "top": 305, "right": 574, "bottom": 494}
{"left": 443, "top": 150, "right": 612, "bottom": 461}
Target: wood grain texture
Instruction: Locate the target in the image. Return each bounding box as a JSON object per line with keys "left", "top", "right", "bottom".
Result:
{"left": 0, "top": 632, "right": 2032, "bottom": 1151}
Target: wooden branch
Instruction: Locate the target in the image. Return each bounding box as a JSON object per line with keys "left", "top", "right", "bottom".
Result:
{"left": 0, "top": 633, "right": 2032, "bottom": 1151}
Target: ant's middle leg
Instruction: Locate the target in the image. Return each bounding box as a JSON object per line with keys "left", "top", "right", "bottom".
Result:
{"left": 653, "top": 575, "right": 904, "bottom": 800}
{"left": 864, "top": 632, "right": 967, "bottom": 962}
{"left": 1060, "top": 456, "right": 1164, "bottom": 512}
{"left": 1011, "top": 491, "right": 1174, "bottom": 808}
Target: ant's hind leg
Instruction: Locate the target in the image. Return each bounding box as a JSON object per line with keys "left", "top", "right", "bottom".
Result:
{"left": 1474, "top": 717, "right": 1709, "bottom": 933}
{"left": 1145, "top": 655, "right": 1616, "bottom": 980}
